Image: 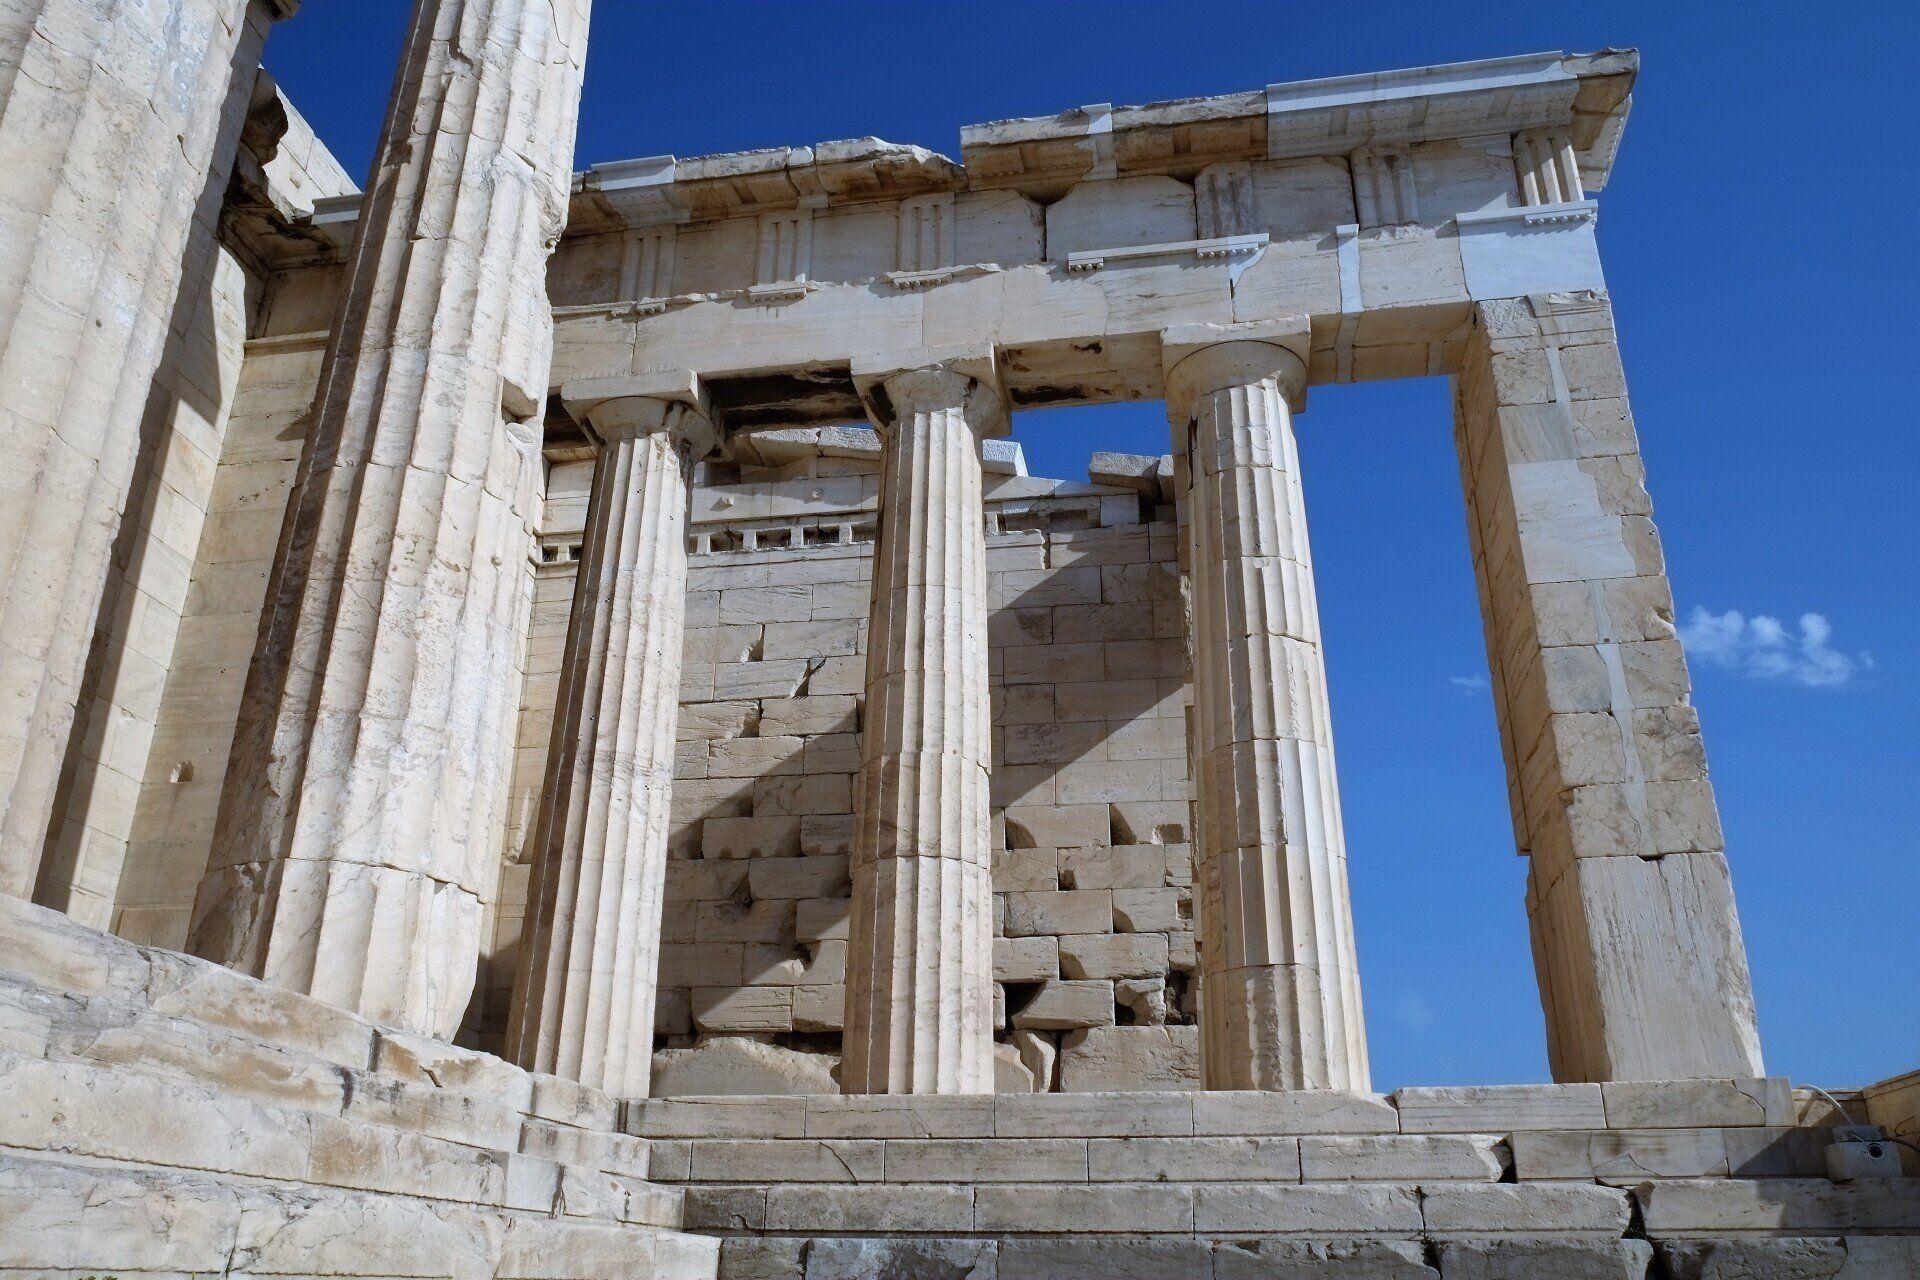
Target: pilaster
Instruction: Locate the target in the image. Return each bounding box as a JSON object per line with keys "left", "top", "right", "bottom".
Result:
{"left": 840, "top": 346, "right": 1004, "bottom": 1094}
{"left": 1454, "top": 293, "right": 1763, "bottom": 1081}
{"left": 507, "top": 374, "right": 717, "bottom": 1097}
{"left": 188, "top": 0, "right": 594, "bottom": 1036}
{"left": 1164, "top": 319, "right": 1370, "bottom": 1091}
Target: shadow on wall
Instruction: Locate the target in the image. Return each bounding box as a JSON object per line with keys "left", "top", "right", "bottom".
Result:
{"left": 33, "top": 57, "right": 276, "bottom": 939}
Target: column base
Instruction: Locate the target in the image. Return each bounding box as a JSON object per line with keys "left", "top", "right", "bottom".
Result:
{"left": 1201, "top": 963, "right": 1368, "bottom": 1092}
{"left": 842, "top": 853, "right": 995, "bottom": 1096}
{"left": 1528, "top": 851, "right": 1764, "bottom": 1082}
{"left": 191, "top": 857, "right": 481, "bottom": 1038}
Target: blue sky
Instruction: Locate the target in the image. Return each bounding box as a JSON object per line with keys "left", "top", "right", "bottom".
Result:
{"left": 268, "top": 2, "right": 1917, "bottom": 1089}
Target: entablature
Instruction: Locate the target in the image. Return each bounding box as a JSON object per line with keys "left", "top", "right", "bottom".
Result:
{"left": 245, "top": 51, "right": 1631, "bottom": 423}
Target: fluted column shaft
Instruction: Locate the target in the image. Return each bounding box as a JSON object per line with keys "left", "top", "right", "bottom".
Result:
{"left": 1167, "top": 334, "right": 1369, "bottom": 1091}
{"left": 0, "top": 0, "right": 291, "bottom": 897}
{"left": 842, "top": 365, "right": 999, "bottom": 1094}
{"left": 507, "top": 390, "right": 713, "bottom": 1098}
{"left": 188, "top": 0, "right": 593, "bottom": 1036}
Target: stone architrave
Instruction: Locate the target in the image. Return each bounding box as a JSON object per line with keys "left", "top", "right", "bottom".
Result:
{"left": 1454, "top": 294, "right": 1763, "bottom": 1081}
{"left": 840, "top": 346, "right": 1005, "bottom": 1094}
{"left": 507, "top": 375, "right": 719, "bottom": 1098}
{"left": 1163, "top": 319, "right": 1370, "bottom": 1092}
{"left": 187, "top": 0, "right": 594, "bottom": 1036}
{"left": 0, "top": 0, "right": 296, "bottom": 898}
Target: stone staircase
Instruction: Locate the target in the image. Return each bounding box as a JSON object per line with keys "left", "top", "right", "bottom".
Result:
{"left": 4, "top": 890, "right": 1916, "bottom": 1279}
{"left": 0, "top": 895, "right": 719, "bottom": 1279}
{"left": 625, "top": 1087, "right": 1920, "bottom": 1278}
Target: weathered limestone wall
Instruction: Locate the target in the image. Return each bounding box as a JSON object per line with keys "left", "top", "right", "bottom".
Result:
{"left": 33, "top": 240, "right": 256, "bottom": 929}
{"left": 112, "top": 330, "right": 329, "bottom": 949}
{"left": 475, "top": 439, "right": 1199, "bottom": 1095}
{"left": 0, "top": 0, "right": 290, "bottom": 898}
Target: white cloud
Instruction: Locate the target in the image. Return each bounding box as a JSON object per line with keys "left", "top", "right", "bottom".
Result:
{"left": 1392, "top": 992, "right": 1436, "bottom": 1036}
{"left": 1680, "top": 608, "right": 1872, "bottom": 689}
{"left": 1448, "top": 674, "right": 1490, "bottom": 694}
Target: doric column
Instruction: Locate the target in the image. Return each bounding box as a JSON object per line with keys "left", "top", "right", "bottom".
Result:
{"left": 841, "top": 346, "right": 1004, "bottom": 1094}
{"left": 0, "top": 0, "right": 296, "bottom": 898}
{"left": 187, "top": 0, "right": 593, "bottom": 1036}
{"left": 1455, "top": 294, "right": 1763, "bottom": 1081}
{"left": 507, "top": 375, "right": 718, "bottom": 1098}
{"left": 1164, "top": 319, "right": 1369, "bottom": 1092}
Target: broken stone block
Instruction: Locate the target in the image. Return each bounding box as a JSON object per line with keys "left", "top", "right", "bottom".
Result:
{"left": 1058, "top": 1025, "right": 1199, "bottom": 1091}
{"left": 691, "top": 986, "right": 795, "bottom": 1034}
{"left": 702, "top": 816, "right": 802, "bottom": 859}
{"left": 1300, "top": 1134, "right": 1509, "bottom": 1182}
{"left": 792, "top": 984, "right": 845, "bottom": 1033}
{"left": 1115, "top": 977, "right": 1168, "bottom": 1025}
{"left": 649, "top": 1037, "right": 836, "bottom": 1097}
{"left": 1010, "top": 1029, "right": 1057, "bottom": 1092}
{"left": 994, "top": 1043, "right": 1035, "bottom": 1093}
{"left": 1107, "top": 801, "right": 1187, "bottom": 845}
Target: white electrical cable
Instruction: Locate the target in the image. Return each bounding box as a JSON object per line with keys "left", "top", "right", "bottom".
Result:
{"left": 1805, "top": 1084, "right": 1860, "bottom": 1126}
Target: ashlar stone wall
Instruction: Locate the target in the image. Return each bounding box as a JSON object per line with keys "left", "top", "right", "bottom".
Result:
{"left": 478, "top": 439, "right": 1204, "bottom": 1095}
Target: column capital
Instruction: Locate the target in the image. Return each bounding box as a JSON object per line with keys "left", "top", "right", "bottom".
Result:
{"left": 1161, "top": 316, "right": 1311, "bottom": 425}
{"left": 852, "top": 342, "right": 1009, "bottom": 440}
{"left": 563, "top": 371, "right": 723, "bottom": 459}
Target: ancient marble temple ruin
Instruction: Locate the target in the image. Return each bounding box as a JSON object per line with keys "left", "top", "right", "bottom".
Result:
{"left": 1, "top": 4, "right": 1915, "bottom": 1277}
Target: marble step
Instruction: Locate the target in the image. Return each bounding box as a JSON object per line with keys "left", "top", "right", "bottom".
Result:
{"left": 0, "top": 1151, "right": 719, "bottom": 1280}
{"left": 0, "top": 1047, "right": 670, "bottom": 1227}
{"left": 716, "top": 1235, "right": 1663, "bottom": 1280}
{"left": 2, "top": 972, "right": 522, "bottom": 1149}
{"left": 685, "top": 1176, "right": 1920, "bottom": 1241}
{"left": 644, "top": 1125, "right": 1838, "bottom": 1191}
{"left": 0, "top": 895, "right": 649, "bottom": 1177}
{"left": 648, "top": 1133, "right": 1513, "bottom": 1185}
{"left": 683, "top": 1178, "right": 1641, "bottom": 1237}
{"left": 0, "top": 904, "right": 672, "bottom": 1227}
{"left": 627, "top": 1077, "right": 1797, "bottom": 1143}
{"left": 712, "top": 1232, "right": 1920, "bottom": 1280}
